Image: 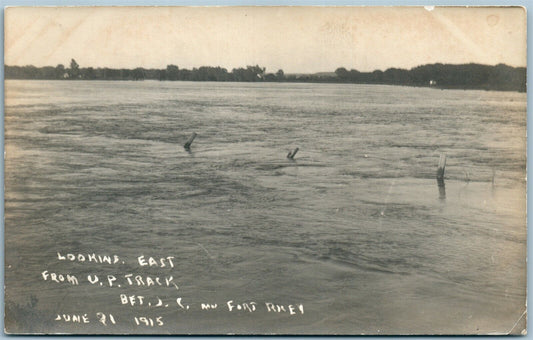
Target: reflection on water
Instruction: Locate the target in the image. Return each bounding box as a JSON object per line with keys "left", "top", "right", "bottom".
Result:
{"left": 437, "top": 178, "right": 446, "bottom": 200}
{"left": 4, "top": 80, "right": 526, "bottom": 334}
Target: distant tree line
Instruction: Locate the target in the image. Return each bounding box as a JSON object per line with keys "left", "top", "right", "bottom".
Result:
{"left": 334, "top": 63, "right": 526, "bottom": 92}
{"left": 4, "top": 58, "right": 526, "bottom": 92}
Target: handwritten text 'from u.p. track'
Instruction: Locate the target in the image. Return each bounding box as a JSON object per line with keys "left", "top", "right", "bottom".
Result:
{"left": 39, "top": 251, "right": 304, "bottom": 328}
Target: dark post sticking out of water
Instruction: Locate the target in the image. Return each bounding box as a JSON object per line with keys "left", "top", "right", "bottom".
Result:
{"left": 287, "top": 147, "right": 299, "bottom": 160}
{"left": 436, "top": 153, "right": 446, "bottom": 199}
{"left": 436, "top": 154, "right": 446, "bottom": 182}
{"left": 184, "top": 132, "right": 197, "bottom": 150}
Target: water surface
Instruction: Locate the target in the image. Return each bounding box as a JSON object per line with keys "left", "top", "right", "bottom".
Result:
{"left": 4, "top": 80, "right": 526, "bottom": 334}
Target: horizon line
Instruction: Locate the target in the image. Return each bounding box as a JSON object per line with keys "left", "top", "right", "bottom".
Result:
{"left": 4, "top": 61, "right": 527, "bottom": 74}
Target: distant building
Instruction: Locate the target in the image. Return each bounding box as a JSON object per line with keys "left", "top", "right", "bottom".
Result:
{"left": 429, "top": 79, "right": 437, "bottom": 86}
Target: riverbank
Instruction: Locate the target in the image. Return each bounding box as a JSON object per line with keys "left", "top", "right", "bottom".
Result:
{"left": 5, "top": 62, "right": 526, "bottom": 93}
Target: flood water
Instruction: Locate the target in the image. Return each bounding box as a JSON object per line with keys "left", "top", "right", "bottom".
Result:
{"left": 4, "top": 80, "right": 526, "bottom": 334}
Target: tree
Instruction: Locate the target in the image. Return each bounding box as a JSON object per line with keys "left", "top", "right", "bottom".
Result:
{"left": 231, "top": 65, "right": 266, "bottom": 82}
{"left": 276, "top": 69, "right": 285, "bottom": 81}
{"left": 166, "top": 65, "right": 179, "bottom": 80}
{"left": 178, "top": 69, "right": 192, "bottom": 81}
{"left": 247, "top": 65, "right": 265, "bottom": 80}
{"left": 335, "top": 67, "right": 349, "bottom": 81}
{"left": 69, "top": 59, "right": 80, "bottom": 79}
{"left": 55, "top": 64, "right": 66, "bottom": 79}
{"left": 383, "top": 68, "right": 410, "bottom": 84}
{"left": 264, "top": 73, "right": 277, "bottom": 81}
{"left": 132, "top": 68, "right": 145, "bottom": 81}
{"left": 372, "top": 70, "right": 383, "bottom": 83}
{"left": 349, "top": 69, "right": 361, "bottom": 82}
{"left": 82, "top": 67, "right": 96, "bottom": 80}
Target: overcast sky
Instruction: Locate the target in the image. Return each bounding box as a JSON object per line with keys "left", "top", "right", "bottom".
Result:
{"left": 4, "top": 6, "right": 527, "bottom": 73}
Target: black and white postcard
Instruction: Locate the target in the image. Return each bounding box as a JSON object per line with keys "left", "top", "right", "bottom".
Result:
{"left": 3, "top": 6, "right": 527, "bottom": 335}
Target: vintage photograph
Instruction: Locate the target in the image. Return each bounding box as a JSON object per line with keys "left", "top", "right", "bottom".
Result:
{"left": 4, "top": 6, "right": 527, "bottom": 334}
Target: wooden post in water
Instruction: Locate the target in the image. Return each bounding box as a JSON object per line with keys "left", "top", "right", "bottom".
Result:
{"left": 184, "top": 132, "right": 197, "bottom": 150}
{"left": 436, "top": 153, "right": 446, "bottom": 199}
{"left": 436, "top": 153, "right": 446, "bottom": 182}
{"left": 287, "top": 147, "right": 299, "bottom": 160}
